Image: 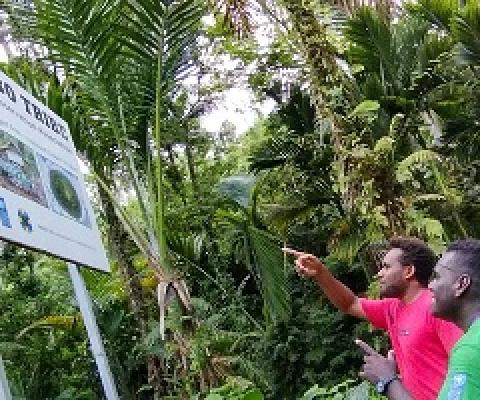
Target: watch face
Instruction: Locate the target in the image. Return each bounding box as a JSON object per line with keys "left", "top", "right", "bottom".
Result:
{"left": 376, "top": 381, "right": 385, "bottom": 393}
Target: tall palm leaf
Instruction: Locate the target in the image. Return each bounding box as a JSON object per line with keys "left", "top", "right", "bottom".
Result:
{"left": 217, "top": 175, "right": 291, "bottom": 322}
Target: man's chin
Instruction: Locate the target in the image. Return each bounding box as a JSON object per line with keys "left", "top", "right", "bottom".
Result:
{"left": 430, "top": 301, "right": 446, "bottom": 319}
{"left": 379, "top": 289, "right": 396, "bottom": 299}
{"left": 379, "top": 284, "right": 405, "bottom": 299}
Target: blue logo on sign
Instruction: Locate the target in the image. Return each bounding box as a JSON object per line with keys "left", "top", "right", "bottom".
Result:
{"left": 0, "top": 197, "right": 11, "bottom": 228}
{"left": 18, "top": 209, "right": 32, "bottom": 232}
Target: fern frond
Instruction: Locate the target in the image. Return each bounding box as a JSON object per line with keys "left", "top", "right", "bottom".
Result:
{"left": 396, "top": 150, "right": 440, "bottom": 183}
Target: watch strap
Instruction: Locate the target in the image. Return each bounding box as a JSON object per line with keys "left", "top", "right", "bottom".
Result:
{"left": 380, "top": 375, "right": 398, "bottom": 393}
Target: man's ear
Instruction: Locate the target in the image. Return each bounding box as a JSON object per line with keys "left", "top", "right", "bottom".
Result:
{"left": 404, "top": 265, "right": 415, "bottom": 280}
{"left": 454, "top": 274, "right": 471, "bottom": 297}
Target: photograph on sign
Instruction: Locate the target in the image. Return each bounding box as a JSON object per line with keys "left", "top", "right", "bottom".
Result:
{"left": 0, "top": 71, "right": 108, "bottom": 271}
{"left": 0, "top": 129, "right": 48, "bottom": 207}
{"left": 37, "top": 154, "right": 92, "bottom": 227}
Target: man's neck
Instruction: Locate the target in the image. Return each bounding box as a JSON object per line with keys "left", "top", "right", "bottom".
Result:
{"left": 456, "top": 303, "right": 480, "bottom": 331}
{"left": 400, "top": 284, "right": 424, "bottom": 304}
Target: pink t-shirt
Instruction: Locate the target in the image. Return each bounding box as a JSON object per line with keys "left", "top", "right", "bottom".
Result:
{"left": 360, "top": 289, "right": 462, "bottom": 400}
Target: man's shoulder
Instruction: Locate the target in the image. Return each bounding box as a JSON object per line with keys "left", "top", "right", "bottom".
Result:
{"left": 359, "top": 296, "right": 400, "bottom": 305}
{"left": 358, "top": 297, "right": 400, "bottom": 330}
{"left": 453, "top": 322, "right": 480, "bottom": 355}
{"left": 403, "top": 289, "right": 434, "bottom": 315}
{"left": 359, "top": 296, "right": 400, "bottom": 313}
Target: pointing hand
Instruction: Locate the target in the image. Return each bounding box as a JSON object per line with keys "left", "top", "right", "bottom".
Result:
{"left": 282, "top": 247, "right": 326, "bottom": 278}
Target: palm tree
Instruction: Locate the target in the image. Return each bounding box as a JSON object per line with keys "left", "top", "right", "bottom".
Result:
{"left": 5, "top": 0, "right": 205, "bottom": 396}
{"left": 4, "top": 0, "right": 295, "bottom": 394}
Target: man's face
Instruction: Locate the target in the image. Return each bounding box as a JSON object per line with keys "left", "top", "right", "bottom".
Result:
{"left": 377, "top": 248, "right": 409, "bottom": 298}
{"left": 428, "top": 252, "right": 462, "bottom": 320}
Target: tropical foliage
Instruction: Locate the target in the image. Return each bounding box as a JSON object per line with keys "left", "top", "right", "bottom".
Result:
{"left": 1, "top": 0, "right": 480, "bottom": 398}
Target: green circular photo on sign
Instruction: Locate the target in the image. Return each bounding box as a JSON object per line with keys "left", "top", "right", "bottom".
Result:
{"left": 49, "top": 170, "right": 82, "bottom": 219}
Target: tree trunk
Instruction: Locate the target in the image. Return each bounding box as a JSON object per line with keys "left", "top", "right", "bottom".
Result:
{"left": 98, "top": 182, "right": 165, "bottom": 398}
{"left": 185, "top": 137, "right": 199, "bottom": 195}
{"left": 282, "top": 0, "right": 355, "bottom": 209}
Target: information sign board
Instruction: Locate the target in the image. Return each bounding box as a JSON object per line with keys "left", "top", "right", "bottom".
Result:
{"left": 0, "top": 71, "right": 108, "bottom": 271}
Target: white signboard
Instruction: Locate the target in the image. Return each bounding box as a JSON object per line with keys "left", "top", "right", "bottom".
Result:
{"left": 0, "top": 71, "right": 109, "bottom": 271}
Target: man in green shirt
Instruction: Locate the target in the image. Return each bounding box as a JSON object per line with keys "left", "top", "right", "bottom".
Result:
{"left": 431, "top": 240, "right": 480, "bottom": 399}
{"left": 357, "top": 239, "right": 480, "bottom": 399}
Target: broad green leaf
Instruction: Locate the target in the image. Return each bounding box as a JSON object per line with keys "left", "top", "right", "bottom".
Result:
{"left": 350, "top": 100, "right": 380, "bottom": 118}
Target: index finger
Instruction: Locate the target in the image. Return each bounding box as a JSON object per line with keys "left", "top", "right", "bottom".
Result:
{"left": 281, "top": 247, "right": 304, "bottom": 257}
{"left": 355, "top": 339, "right": 378, "bottom": 356}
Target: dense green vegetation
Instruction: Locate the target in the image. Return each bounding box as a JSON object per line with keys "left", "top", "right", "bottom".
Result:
{"left": 1, "top": 0, "right": 480, "bottom": 398}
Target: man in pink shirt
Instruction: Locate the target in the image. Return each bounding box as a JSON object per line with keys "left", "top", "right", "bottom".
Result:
{"left": 283, "top": 237, "right": 462, "bottom": 400}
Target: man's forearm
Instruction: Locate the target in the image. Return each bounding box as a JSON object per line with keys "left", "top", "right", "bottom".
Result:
{"left": 313, "top": 269, "right": 357, "bottom": 313}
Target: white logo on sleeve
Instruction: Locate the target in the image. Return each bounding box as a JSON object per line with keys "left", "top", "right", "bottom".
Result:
{"left": 448, "top": 373, "right": 467, "bottom": 400}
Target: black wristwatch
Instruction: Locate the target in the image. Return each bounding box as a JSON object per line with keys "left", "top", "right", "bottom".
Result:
{"left": 376, "top": 375, "right": 399, "bottom": 394}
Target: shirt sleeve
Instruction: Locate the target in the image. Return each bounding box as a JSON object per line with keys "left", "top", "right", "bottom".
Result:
{"left": 438, "top": 345, "right": 480, "bottom": 400}
{"left": 358, "top": 298, "right": 395, "bottom": 330}
{"left": 433, "top": 317, "right": 463, "bottom": 354}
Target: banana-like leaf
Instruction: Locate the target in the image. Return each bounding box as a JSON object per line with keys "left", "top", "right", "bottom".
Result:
{"left": 350, "top": 100, "right": 380, "bottom": 118}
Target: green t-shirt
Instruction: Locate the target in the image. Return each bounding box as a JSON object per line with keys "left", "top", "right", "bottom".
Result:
{"left": 438, "top": 319, "right": 480, "bottom": 399}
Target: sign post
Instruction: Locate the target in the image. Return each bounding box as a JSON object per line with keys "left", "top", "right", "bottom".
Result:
{"left": 0, "top": 356, "right": 13, "bottom": 400}
{"left": 68, "top": 263, "right": 119, "bottom": 400}
{"left": 0, "top": 72, "right": 118, "bottom": 397}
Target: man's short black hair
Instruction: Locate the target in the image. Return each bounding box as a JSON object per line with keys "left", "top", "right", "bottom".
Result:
{"left": 446, "top": 239, "right": 480, "bottom": 292}
{"left": 387, "top": 237, "right": 437, "bottom": 286}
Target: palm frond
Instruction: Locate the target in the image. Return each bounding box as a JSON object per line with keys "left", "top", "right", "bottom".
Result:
{"left": 247, "top": 226, "right": 290, "bottom": 322}
{"left": 345, "top": 7, "right": 393, "bottom": 84}
{"left": 16, "top": 315, "right": 80, "bottom": 339}
{"left": 167, "top": 231, "right": 206, "bottom": 264}
{"left": 391, "top": 16, "right": 431, "bottom": 90}
{"left": 409, "top": 34, "right": 454, "bottom": 95}
{"left": 452, "top": 1, "right": 480, "bottom": 66}
{"left": 35, "top": 0, "right": 122, "bottom": 102}
{"left": 124, "top": 0, "right": 205, "bottom": 89}
{"left": 406, "top": 0, "right": 459, "bottom": 31}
